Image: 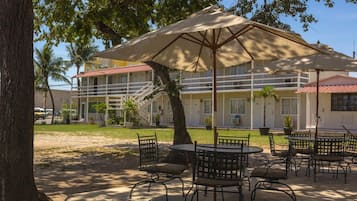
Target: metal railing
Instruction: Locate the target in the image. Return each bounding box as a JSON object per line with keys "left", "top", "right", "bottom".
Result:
{"left": 71, "top": 72, "right": 309, "bottom": 98}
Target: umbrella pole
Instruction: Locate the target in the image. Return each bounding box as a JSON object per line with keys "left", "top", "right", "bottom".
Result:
{"left": 313, "top": 69, "right": 320, "bottom": 182}
{"left": 211, "top": 31, "right": 218, "bottom": 201}
{"left": 212, "top": 32, "right": 218, "bottom": 147}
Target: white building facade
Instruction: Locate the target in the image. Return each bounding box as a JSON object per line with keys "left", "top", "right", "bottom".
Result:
{"left": 71, "top": 59, "right": 353, "bottom": 130}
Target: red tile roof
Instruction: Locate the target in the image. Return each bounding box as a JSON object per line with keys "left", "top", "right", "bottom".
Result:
{"left": 297, "top": 75, "right": 357, "bottom": 93}
{"left": 73, "top": 64, "right": 152, "bottom": 78}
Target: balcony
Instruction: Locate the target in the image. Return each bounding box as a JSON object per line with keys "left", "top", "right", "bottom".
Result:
{"left": 71, "top": 72, "right": 309, "bottom": 98}
{"left": 180, "top": 72, "right": 309, "bottom": 94}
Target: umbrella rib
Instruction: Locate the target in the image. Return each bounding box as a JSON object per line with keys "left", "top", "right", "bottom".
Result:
{"left": 193, "top": 31, "right": 208, "bottom": 72}
{"left": 215, "top": 28, "right": 222, "bottom": 46}
{"left": 198, "top": 31, "right": 212, "bottom": 47}
{"left": 152, "top": 33, "right": 184, "bottom": 60}
{"left": 216, "top": 25, "right": 253, "bottom": 49}
{"left": 227, "top": 27, "right": 255, "bottom": 60}
{"left": 253, "top": 24, "right": 323, "bottom": 53}
{"left": 181, "top": 33, "right": 211, "bottom": 48}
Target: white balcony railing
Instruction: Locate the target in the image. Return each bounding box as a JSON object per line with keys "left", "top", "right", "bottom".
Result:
{"left": 71, "top": 72, "right": 309, "bottom": 98}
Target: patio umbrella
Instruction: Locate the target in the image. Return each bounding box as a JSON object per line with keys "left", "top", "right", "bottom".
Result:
{"left": 262, "top": 43, "right": 357, "bottom": 137}
{"left": 96, "top": 6, "right": 319, "bottom": 145}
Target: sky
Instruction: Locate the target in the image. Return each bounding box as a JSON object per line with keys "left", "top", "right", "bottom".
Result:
{"left": 37, "top": 1, "right": 357, "bottom": 90}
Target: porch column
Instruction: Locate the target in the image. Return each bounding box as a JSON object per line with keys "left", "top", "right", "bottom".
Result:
{"left": 222, "top": 93, "right": 225, "bottom": 127}
{"left": 297, "top": 72, "right": 301, "bottom": 130}
{"left": 250, "top": 60, "right": 254, "bottom": 130}
{"left": 86, "top": 77, "right": 89, "bottom": 122}
{"left": 69, "top": 80, "right": 73, "bottom": 123}
{"left": 306, "top": 93, "right": 311, "bottom": 129}
{"left": 189, "top": 94, "right": 192, "bottom": 127}
{"left": 105, "top": 75, "right": 108, "bottom": 126}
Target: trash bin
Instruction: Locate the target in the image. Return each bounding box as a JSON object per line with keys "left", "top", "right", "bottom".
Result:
{"left": 232, "top": 114, "right": 241, "bottom": 126}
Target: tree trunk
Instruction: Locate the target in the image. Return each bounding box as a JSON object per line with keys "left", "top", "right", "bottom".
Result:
{"left": 145, "top": 62, "right": 192, "bottom": 163}
{"left": 46, "top": 81, "right": 55, "bottom": 124}
{"left": 0, "top": 0, "right": 46, "bottom": 200}
{"left": 146, "top": 62, "right": 192, "bottom": 144}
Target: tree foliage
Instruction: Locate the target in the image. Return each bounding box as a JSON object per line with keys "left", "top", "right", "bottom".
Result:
{"left": 34, "top": 44, "right": 70, "bottom": 124}
{"left": 34, "top": 0, "right": 357, "bottom": 46}
{"left": 34, "top": 0, "right": 155, "bottom": 46}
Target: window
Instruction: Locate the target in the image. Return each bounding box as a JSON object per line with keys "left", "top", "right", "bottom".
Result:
{"left": 230, "top": 98, "right": 246, "bottom": 114}
{"left": 331, "top": 93, "right": 357, "bottom": 111}
{"left": 228, "top": 65, "right": 248, "bottom": 75}
{"left": 281, "top": 97, "right": 297, "bottom": 115}
{"left": 203, "top": 99, "right": 212, "bottom": 114}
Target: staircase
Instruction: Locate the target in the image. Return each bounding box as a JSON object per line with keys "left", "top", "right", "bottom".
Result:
{"left": 106, "top": 82, "right": 161, "bottom": 126}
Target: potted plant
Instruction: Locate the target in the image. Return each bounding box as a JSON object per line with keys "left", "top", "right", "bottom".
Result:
{"left": 204, "top": 116, "right": 212, "bottom": 130}
{"left": 283, "top": 115, "right": 293, "bottom": 135}
{"left": 255, "top": 86, "right": 279, "bottom": 135}
{"left": 123, "top": 99, "right": 139, "bottom": 128}
{"left": 92, "top": 102, "right": 106, "bottom": 127}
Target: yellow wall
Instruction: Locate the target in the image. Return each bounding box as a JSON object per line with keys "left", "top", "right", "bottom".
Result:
{"left": 84, "top": 58, "right": 142, "bottom": 72}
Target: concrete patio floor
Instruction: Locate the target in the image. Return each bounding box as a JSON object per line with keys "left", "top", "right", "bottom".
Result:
{"left": 66, "top": 162, "right": 357, "bottom": 201}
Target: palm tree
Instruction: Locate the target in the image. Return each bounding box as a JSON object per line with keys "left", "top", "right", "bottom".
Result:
{"left": 256, "top": 86, "right": 279, "bottom": 132}
{"left": 34, "top": 44, "right": 70, "bottom": 124}
{"left": 66, "top": 41, "right": 98, "bottom": 116}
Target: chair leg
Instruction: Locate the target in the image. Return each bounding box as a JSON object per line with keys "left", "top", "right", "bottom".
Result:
{"left": 177, "top": 177, "right": 185, "bottom": 197}
{"left": 251, "top": 180, "right": 296, "bottom": 201}
{"left": 159, "top": 182, "right": 169, "bottom": 201}
{"left": 185, "top": 184, "right": 194, "bottom": 201}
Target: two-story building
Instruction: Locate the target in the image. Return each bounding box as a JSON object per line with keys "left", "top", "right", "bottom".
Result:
{"left": 71, "top": 57, "right": 355, "bottom": 130}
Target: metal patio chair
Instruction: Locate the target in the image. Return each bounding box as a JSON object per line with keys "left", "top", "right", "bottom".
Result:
{"left": 129, "top": 133, "right": 187, "bottom": 201}
{"left": 186, "top": 141, "right": 246, "bottom": 201}
{"left": 218, "top": 134, "right": 252, "bottom": 190}
{"left": 289, "top": 131, "right": 313, "bottom": 175}
{"left": 312, "top": 137, "right": 348, "bottom": 183}
{"left": 268, "top": 133, "right": 296, "bottom": 175}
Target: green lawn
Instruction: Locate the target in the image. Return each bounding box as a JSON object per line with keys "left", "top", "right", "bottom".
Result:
{"left": 34, "top": 124, "right": 287, "bottom": 147}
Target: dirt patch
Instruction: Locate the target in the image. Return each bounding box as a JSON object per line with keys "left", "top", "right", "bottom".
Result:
{"left": 34, "top": 134, "right": 143, "bottom": 201}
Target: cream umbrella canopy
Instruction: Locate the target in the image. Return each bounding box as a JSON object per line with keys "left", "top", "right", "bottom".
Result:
{"left": 96, "top": 6, "right": 319, "bottom": 145}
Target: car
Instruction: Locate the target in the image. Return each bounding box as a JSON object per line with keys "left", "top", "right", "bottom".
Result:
{"left": 34, "top": 107, "right": 46, "bottom": 120}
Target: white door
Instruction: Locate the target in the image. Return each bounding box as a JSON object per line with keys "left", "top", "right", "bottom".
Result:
{"left": 265, "top": 98, "right": 275, "bottom": 128}
{"left": 253, "top": 98, "right": 263, "bottom": 128}
{"left": 190, "top": 99, "right": 201, "bottom": 126}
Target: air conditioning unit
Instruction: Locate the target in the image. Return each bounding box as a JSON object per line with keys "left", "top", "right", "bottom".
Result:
{"left": 232, "top": 114, "right": 241, "bottom": 126}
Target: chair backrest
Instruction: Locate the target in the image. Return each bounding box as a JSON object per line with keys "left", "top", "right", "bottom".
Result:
{"left": 218, "top": 134, "right": 250, "bottom": 146}
{"left": 315, "top": 137, "right": 345, "bottom": 157}
{"left": 345, "top": 133, "right": 357, "bottom": 154}
{"left": 137, "top": 133, "right": 159, "bottom": 167}
{"left": 289, "top": 131, "right": 312, "bottom": 152}
{"left": 193, "top": 142, "right": 245, "bottom": 182}
{"left": 268, "top": 133, "right": 276, "bottom": 155}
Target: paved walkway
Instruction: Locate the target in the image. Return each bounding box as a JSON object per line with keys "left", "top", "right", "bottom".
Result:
{"left": 66, "top": 167, "right": 357, "bottom": 201}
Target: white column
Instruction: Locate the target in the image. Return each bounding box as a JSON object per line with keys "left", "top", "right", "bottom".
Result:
{"left": 189, "top": 94, "right": 192, "bottom": 126}
{"left": 222, "top": 93, "right": 225, "bottom": 127}
{"left": 297, "top": 73, "right": 301, "bottom": 130}
{"left": 105, "top": 75, "right": 108, "bottom": 126}
{"left": 70, "top": 78, "right": 73, "bottom": 123}
{"left": 124, "top": 72, "right": 131, "bottom": 126}
{"left": 86, "top": 77, "right": 89, "bottom": 122}
{"left": 306, "top": 93, "right": 311, "bottom": 129}
{"left": 250, "top": 60, "right": 255, "bottom": 130}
